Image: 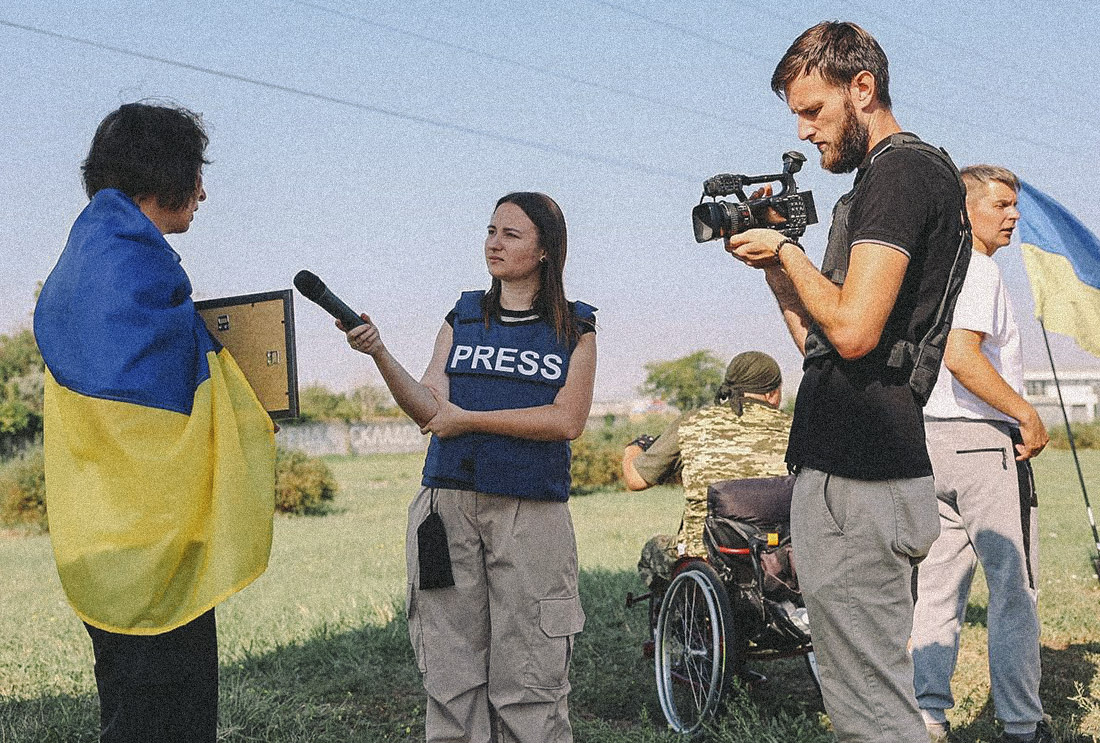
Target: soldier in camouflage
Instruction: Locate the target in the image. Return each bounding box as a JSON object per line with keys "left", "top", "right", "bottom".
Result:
{"left": 623, "top": 351, "right": 791, "bottom": 589}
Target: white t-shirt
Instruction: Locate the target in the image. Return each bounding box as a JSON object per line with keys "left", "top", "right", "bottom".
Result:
{"left": 924, "top": 250, "right": 1023, "bottom": 423}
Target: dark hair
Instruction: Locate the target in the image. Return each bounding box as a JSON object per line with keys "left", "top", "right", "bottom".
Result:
{"left": 82, "top": 102, "right": 210, "bottom": 210}
{"left": 482, "top": 192, "right": 583, "bottom": 346}
{"left": 771, "top": 21, "right": 891, "bottom": 109}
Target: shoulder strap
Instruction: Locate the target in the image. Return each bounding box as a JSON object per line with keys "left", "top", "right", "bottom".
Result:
{"left": 877, "top": 135, "right": 973, "bottom": 405}
{"left": 565, "top": 300, "right": 597, "bottom": 341}
{"left": 453, "top": 290, "right": 486, "bottom": 322}
{"left": 875, "top": 133, "right": 958, "bottom": 180}
{"left": 570, "top": 299, "right": 598, "bottom": 319}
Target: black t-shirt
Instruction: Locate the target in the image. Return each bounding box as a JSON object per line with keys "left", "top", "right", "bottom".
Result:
{"left": 786, "top": 135, "right": 964, "bottom": 480}
{"left": 445, "top": 302, "right": 597, "bottom": 336}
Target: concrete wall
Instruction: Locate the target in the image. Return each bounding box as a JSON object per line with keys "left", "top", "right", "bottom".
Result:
{"left": 276, "top": 420, "right": 427, "bottom": 456}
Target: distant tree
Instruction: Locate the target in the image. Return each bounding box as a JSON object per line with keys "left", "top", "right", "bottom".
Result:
{"left": 298, "top": 384, "right": 360, "bottom": 422}
{"left": 297, "top": 383, "right": 403, "bottom": 422}
{"left": 0, "top": 329, "right": 44, "bottom": 453}
{"left": 640, "top": 350, "right": 725, "bottom": 412}
{"left": 350, "top": 384, "right": 401, "bottom": 419}
{"left": 0, "top": 328, "right": 42, "bottom": 383}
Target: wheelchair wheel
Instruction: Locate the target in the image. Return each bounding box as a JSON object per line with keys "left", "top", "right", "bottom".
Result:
{"left": 654, "top": 559, "right": 739, "bottom": 735}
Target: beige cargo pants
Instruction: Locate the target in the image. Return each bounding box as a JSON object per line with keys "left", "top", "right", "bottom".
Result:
{"left": 405, "top": 487, "right": 586, "bottom": 743}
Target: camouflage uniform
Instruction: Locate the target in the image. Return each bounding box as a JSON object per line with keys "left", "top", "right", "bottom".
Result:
{"left": 637, "top": 399, "right": 791, "bottom": 587}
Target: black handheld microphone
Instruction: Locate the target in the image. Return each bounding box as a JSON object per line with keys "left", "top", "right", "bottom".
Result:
{"left": 293, "top": 270, "right": 365, "bottom": 330}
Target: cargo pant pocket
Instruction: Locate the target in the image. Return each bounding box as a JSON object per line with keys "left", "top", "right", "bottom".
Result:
{"left": 405, "top": 582, "right": 427, "bottom": 674}
{"left": 525, "top": 594, "right": 586, "bottom": 691}
{"left": 891, "top": 476, "right": 940, "bottom": 562}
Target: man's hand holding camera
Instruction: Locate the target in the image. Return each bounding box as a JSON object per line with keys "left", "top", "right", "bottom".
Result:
{"left": 725, "top": 228, "right": 790, "bottom": 268}
{"left": 696, "top": 174, "right": 809, "bottom": 270}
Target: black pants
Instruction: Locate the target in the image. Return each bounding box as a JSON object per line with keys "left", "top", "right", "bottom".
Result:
{"left": 84, "top": 609, "right": 218, "bottom": 743}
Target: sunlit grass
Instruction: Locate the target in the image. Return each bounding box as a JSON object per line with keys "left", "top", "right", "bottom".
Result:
{"left": 2, "top": 450, "right": 1097, "bottom": 742}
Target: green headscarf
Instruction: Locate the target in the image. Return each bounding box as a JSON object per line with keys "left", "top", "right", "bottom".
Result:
{"left": 714, "top": 351, "right": 782, "bottom": 415}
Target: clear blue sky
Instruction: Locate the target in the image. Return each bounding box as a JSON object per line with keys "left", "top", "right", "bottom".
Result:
{"left": 3, "top": 0, "right": 1098, "bottom": 400}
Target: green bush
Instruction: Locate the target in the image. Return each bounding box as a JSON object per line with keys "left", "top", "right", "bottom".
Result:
{"left": 0, "top": 446, "right": 338, "bottom": 532}
{"left": 570, "top": 413, "right": 676, "bottom": 494}
{"left": 297, "top": 383, "right": 402, "bottom": 422}
{"left": 0, "top": 447, "right": 47, "bottom": 532}
{"left": 275, "top": 447, "right": 339, "bottom": 515}
{"left": 569, "top": 434, "right": 624, "bottom": 493}
{"left": 0, "top": 327, "right": 45, "bottom": 456}
{"left": 1048, "top": 421, "right": 1100, "bottom": 450}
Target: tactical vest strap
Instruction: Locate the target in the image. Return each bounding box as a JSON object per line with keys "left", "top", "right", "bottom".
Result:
{"left": 805, "top": 134, "right": 971, "bottom": 407}
{"left": 887, "top": 339, "right": 916, "bottom": 369}
{"left": 876, "top": 135, "right": 973, "bottom": 405}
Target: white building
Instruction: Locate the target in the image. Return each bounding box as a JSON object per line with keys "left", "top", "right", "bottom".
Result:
{"left": 1023, "top": 369, "right": 1100, "bottom": 425}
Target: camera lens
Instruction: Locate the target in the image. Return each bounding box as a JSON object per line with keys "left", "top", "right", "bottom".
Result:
{"left": 692, "top": 202, "right": 724, "bottom": 242}
{"left": 692, "top": 201, "right": 753, "bottom": 242}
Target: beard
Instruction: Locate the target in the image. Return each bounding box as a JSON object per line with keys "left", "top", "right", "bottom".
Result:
{"left": 822, "top": 98, "right": 870, "bottom": 174}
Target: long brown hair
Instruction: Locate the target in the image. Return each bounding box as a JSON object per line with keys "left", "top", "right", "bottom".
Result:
{"left": 482, "top": 192, "right": 581, "bottom": 346}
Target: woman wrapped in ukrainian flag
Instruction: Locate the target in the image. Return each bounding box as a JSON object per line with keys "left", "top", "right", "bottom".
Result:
{"left": 33, "top": 102, "right": 275, "bottom": 743}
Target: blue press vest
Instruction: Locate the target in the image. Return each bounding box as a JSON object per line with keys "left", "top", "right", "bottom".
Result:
{"left": 421, "top": 291, "right": 596, "bottom": 502}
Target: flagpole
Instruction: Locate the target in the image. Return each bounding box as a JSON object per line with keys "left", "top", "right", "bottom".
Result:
{"left": 1039, "top": 318, "right": 1100, "bottom": 582}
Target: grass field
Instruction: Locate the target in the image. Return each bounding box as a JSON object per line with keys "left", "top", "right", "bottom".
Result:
{"left": 1, "top": 450, "right": 1098, "bottom": 742}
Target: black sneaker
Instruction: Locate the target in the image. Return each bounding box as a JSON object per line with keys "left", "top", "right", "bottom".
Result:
{"left": 998, "top": 718, "right": 1056, "bottom": 743}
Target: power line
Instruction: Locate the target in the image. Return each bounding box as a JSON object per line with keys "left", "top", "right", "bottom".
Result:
{"left": 846, "top": 0, "right": 1098, "bottom": 116}
{"left": 840, "top": 1, "right": 1100, "bottom": 152}
{"left": 273, "top": 0, "right": 783, "bottom": 139}
{"left": 579, "top": 0, "right": 778, "bottom": 66}
{"left": 590, "top": 0, "right": 1080, "bottom": 160}
{"left": 898, "top": 101, "right": 1069, "bottom": 158}
{"left": 0, "top": 17, "right": 699, "bottom": 185}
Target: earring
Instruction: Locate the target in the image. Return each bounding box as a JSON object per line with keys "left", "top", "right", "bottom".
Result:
{"left": 539, "top": 255, "right": 547, "bottom": 263}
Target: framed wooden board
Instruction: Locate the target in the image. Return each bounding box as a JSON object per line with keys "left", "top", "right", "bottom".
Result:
{"left": 195, "top": 289, "right": 299, "bottom": 420}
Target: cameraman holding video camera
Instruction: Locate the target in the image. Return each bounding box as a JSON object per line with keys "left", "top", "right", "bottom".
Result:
{"left": 723, "top": 22, "right": 970, "bottom": 743}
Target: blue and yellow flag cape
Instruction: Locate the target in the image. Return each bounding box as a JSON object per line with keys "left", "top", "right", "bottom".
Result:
{"left": 1018, "top": 180, "right": 1100, "bottom": 358}
{"left": 34, "top": 189, "right": 275, "bottom": 635}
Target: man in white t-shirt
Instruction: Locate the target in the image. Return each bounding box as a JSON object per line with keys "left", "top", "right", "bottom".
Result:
{"left": 912, "top": 165, "right": 1053, "bottom": 743}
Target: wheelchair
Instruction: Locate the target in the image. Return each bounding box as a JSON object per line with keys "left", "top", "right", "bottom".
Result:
{"left": 627, "top": 475, "right": 820, "bottom": 736}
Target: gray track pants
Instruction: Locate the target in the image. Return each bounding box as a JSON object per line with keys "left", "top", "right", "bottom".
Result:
{"left": 792, "top": 468, "right": 940, "bottom": 743}
{"left": 911, "top": 419, "right": 1042, "bottom": 729}
{"left": 405, "top": 487, "right": 586, "bottom": 743}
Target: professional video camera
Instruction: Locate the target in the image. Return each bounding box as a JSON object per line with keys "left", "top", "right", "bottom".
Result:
{"left": 692, "top": 151, "right": 818, "bottom": 242}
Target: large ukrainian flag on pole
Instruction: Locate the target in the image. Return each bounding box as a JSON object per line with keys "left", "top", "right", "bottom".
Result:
{"left": 1017, "top": 180, "right": 1100, "bottom": 357}
{"left": 34, "top": 189, "right": 275, "bottom": 635}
